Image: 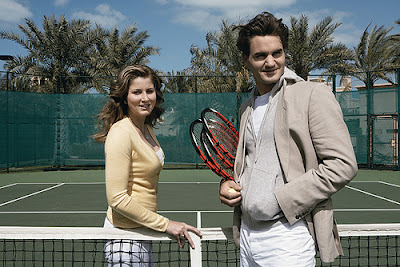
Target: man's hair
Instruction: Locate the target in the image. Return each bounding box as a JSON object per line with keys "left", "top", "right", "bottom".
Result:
{"left": 235, "top": 12, "right": 288, "bottom": 57}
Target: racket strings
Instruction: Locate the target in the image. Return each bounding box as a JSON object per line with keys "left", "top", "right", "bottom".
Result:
{"left": 202, "top": 109, "right": 238, "bottom": 139}
{"left": 208, "top": 123, "right": 237, "bottom": 159}
{"left": 202, "top": 130, "right": 234, "bottom": 169}
{"left": 189, "top": 108, "right": 239, "bottom": 181}
{"left": 202, "top": 110, "right": 238, "bottom": 161}
{"left": 201, "top": 130, "right": 234, "bottom": 178}
{"left": 189, "top": 119, "right": 231, "bottom": 179}
{"left": 208, "top": 120, "right": 238, "bottom": 145}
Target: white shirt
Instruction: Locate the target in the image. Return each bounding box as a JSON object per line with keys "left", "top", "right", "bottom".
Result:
{"left": 155, "top": 148, "right": 164, "bottom": 164}
{"left": 252, "top": 92, "right": 270, "bottom": 138}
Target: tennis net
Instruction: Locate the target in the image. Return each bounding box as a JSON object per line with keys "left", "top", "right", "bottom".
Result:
{"left": 0, "top": 224, "right": 398, "bottom": 266}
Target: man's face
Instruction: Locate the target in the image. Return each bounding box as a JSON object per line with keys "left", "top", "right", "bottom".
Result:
{"left": 244, "top": 35, "right": 285, "bottom": 95}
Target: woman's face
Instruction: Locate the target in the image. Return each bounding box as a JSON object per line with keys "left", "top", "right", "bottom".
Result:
{"left": 126, "top": 77, "right": 157, "bottom": 122}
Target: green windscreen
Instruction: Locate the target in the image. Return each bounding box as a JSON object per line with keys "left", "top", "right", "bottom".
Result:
{"left": 1, "top": 86, "right": 400, "bottom": 170}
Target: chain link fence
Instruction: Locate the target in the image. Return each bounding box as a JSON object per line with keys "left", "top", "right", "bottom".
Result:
{"left": 1, "top": 69, "right": 399, "bottom": 171}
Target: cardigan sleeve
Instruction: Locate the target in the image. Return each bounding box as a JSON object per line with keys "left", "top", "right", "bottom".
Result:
{"left": 105, "top": 124, "right": 169, "bottom": 232}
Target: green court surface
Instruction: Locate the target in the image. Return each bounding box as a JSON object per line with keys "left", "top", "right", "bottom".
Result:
{"left": 0, "top": 169, "right": 399, "bottom": 228}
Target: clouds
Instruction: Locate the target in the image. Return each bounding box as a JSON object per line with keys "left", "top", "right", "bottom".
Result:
{"left": 71, "top": 4, "right": 126, "bottom": 28}
{"left": 172, "top": 9, "right": 221, "bottom": 32}
{"left": 155, "top": 0, "right": 168, "bottom": 4}
{"left": 54, "top": 0, "right": 69, "bottom": 7}
{"left": 174, "top": 0, "right": 295, "bottom": 9}
{"left": 277, "top": 9, "right": 362, "bottom": 47}
{"left": 0, "top": 1, "right": 124, "bottom": 30}
{"left": 169, "top": 0, "right": 363, "bottom": 48}
{"left": 0, "top": 0, "right": 32, "bottom": 24}
{"left": 161, "top": 0, "right": 365, "bottom": 48}
{"left": 168, "top": 0, "right": 297, "bottom": 32}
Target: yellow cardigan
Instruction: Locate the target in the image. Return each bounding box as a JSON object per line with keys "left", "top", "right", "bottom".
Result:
{"left": 105, "top": 117, "right": 169, "bottom": 231}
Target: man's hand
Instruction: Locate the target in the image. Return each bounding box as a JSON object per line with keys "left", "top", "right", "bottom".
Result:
{"left": 219, "top": 180, "right": 242, "bottom": 207}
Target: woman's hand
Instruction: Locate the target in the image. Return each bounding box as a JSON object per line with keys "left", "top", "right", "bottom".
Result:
{"left": 166, "top": 221, "right": 202, "bottom": 249}
{"left": 219, "top": 180, "right": 242, "bottom": 207}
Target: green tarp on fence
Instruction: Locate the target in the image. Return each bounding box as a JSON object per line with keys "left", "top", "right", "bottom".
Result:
{"left": 1, "top": 86, "right": 400, "bottom": 170}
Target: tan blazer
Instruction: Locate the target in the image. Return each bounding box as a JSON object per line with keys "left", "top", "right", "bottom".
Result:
{"left": 233, "top": 80, "right": 358, "bottom": 263}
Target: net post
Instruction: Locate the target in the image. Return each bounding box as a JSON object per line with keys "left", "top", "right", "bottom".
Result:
{"left": 189, "top": 232, "right": 202, "bottom": 267}
{"left": 196, "top": 211, "right": 202, "bottom": 228}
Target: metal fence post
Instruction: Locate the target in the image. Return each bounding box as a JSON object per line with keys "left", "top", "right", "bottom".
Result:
{"left": 194, "top": 76, "right": 198, "bottom": 169}
{"left": 332, "top": 74, "right": 336, "bottom": 94}
{"left": 397, "top": 68, "right": 400, "bottom": 170}
{"left": 6, "top": 71, "right": 10, "bottom": 173}
{"left": 366, "top": 71, "right": 372, "bottom": 169}
{"left": 234, "top": 74, "right": 242, "bottom": 131}
{"left": 56, "top": 76, "right": 61, "bottom": 170}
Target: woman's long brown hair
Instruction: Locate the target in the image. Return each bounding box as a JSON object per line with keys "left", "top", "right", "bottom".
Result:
{"left": 93, "top": 65, "right": 165, "bottom": 143}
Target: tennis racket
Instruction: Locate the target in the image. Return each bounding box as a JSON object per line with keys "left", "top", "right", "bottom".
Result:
{"left": 202, "top": 129, "right": 234, "bottom": 170}
{"left": 189, "top": 119, "right": 233, "bottom": 180}
{"left": 200, "top": 128, "right": 234, "bottom": 179}
{"left": 201, "top": 108, "right": 238, "bottom": 162}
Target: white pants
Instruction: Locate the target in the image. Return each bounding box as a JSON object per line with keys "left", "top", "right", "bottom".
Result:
{"left": 103, "top": 218, "right": 155, "bottom": 267}
{"left": 240, "top": 219, "right": 316, "bottom": 267}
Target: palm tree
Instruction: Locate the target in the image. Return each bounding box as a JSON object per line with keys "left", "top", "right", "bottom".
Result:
{"left": 89, "top": 26, "right": 159, "bottom": 77}
{"left": 190, "top": 20, "right": 240, "bottom": 76}
{"left": 162, "top": 70, "right": 195, "bottom": 93}
{"left": 348, "top": 23, "right": 395, "bottom": 88}
{"left": 1, "top": 15, "right": 159, "bottom": 93}
{"left": 0, "top": 14, "right": 107, "bottom": 93}
{"left": 190, "top": 20, "right": 251, "bottom": 93}
{"left": 83, "top": 26, "right": 159, "bottom": 93}
{"left": 286, "top": 15, "right": 354, "bottom": 80}
{"left": 387, "top": 19, "right": 400, "bottom": 68}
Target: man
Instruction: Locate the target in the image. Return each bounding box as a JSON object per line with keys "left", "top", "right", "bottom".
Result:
{"left": 219, "top": 12, "right": 357, "bottom": 266}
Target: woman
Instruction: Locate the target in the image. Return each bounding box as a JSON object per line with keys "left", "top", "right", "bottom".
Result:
{"left": 94, "top": 65, "right": 201, "bottom": 266}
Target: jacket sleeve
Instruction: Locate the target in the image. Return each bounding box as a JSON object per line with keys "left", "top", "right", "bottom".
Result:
{"left": 275, "top": 84, "right": 358, "bottom": 224}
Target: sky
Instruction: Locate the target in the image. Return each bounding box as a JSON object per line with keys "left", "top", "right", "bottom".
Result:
{"left": 0, "top": 0, "right": 399, "bottom": 73}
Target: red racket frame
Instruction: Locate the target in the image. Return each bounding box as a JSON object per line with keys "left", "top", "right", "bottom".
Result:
{"left": 189, "top": 119, "right": 234, "bottom": 180}
{"left": 201, "top": 108, "right": 238, "bottom": 161}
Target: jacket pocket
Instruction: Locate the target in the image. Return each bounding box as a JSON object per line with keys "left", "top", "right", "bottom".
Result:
{"left": 241, "top": 167, "right": 284, "bottom": 221}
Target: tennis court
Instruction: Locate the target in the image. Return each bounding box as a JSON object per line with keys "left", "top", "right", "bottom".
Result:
{"left": 0, "top": 168, "right": 399, "bottom": 266}
{"left": 0, "top": 168, "right": 399, "bottom": 227}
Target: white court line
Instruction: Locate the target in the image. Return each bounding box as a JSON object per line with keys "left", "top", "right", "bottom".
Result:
{"left": 160, "top": 182, "right": 219, "bottom": 184}
{"left": 0, "top": 210, "right": 233, "bottom": 214}
{"left": 334, "top": 209, "right": 400, "bottom": 212}
{"left": 0, "top": 209, "right": 398, "bottom": 215}
{"left": 7, "top": 181, "right": 398, "bottom": 185}
{"left": 0, "top": 183, "right": 17, "bottom": 190}
{"left": 159, "top": 210, "right": 233, "bottom": 213}
{"left": 345, "top": 185, "right": 400, "bottom": 206}
{"left": 12, "top": 183, "right": 61, "bottom": 185}
{"left": 0, "top": 211, "right": 106, "bottom": 214}
{"left": 378, "top": 181, "right": 400, "bottom": 188}
{"left": 0, "top": 183, "right": 65, "bottom": 207}
{"left": 350, "top": 181, "right": 381, "bottom": 183}
{"left": 8, "top": 182, "right": 219, "bottom": 185}
{"left": 351, "top": 180, "right": 400, "bottom": 188}
{"left": 11, "top": 182, "right": 105, "bottom": 185}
